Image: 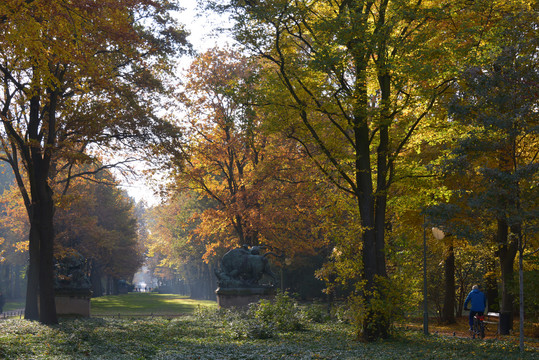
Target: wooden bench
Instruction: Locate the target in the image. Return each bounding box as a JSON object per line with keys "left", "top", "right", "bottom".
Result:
{"left": 484, "top": 312, "right": 500, "bottom": 335}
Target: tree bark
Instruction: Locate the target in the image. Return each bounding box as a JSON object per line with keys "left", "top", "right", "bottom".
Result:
{"left": 485, "top": 257, "right": 499, "bottom": 313}
{"left": 441, "top": 244, "right": 455, "bottom": 324}
{"left": 497, "top": 218, "right": 518, "bottom": 335}
{"left": 36, "top": 183, "right": 57, "bottom": 324}
{"left": 90, "top": 260, "right": 104, "bottom": 297}
{"left": 350, "top": 1, "right": 389, "bottom": 340}
{"left": 24, "top": 217, "right": 40, "bottom": 320}
{"left": 30, "top": 89, "right": 58, "bottom": 325}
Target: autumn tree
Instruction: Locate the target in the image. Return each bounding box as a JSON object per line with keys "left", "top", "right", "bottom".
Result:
{"left": 436, "top": 9, "right": 538, "bottom": 334}
{"left": 55, "top": 170, "right": 143, "bottom": 296}
{"left": 171, "top": 48, "right": 326, "bottom": 259}
{"left": 214, "top": 0, "right": 486, "bottom": 339}
{"left": 0, "top": 0, "right": 187, "bottom": 323}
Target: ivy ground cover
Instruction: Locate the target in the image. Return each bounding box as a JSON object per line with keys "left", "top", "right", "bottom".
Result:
{"left": 1, "top": 316, "right": 537, "bottom": 359}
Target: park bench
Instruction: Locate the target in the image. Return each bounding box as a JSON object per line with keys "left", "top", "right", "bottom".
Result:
{"left": 484, "top": 312, "right": 500, "bottom": 335}
{"left": 1, "top": 309, "right": 24, "bottom": 319}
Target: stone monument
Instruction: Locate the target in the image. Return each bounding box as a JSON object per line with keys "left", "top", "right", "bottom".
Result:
{"left": 54, "top": 251, "right": 92, "bottom": 317}
{"left": 214, "top": 245, "right": 279, "bottom": 308}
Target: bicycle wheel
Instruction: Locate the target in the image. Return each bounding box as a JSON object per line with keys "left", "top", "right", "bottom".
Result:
{"left": 472, "top": 317, "right": 479, "bottom": 339}
{"left": 480, "top": 321, "right": 485, "bottom": 339}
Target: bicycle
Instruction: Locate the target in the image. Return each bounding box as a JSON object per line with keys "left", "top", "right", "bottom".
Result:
{"left": 471, "top": 313, "right": 486, "bottom": 339}
{"left": 464, "top": 308, "right": 485, "bottom": 339}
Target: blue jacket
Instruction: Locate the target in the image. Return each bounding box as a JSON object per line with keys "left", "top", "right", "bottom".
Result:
{"left": 464, "top": 289, "right": 486, "bottom": 312}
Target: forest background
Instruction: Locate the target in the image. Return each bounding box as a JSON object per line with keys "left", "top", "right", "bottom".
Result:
{"left": 0, "top": 0, "right": 537, "bottom": 342}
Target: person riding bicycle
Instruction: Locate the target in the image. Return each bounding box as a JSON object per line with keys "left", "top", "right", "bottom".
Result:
{"left": 464, "top": 284, "right": 486, "bottom": 331}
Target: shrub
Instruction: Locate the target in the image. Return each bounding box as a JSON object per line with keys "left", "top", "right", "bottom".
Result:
{"left": 194, "top": 305, "right": 221, "bottom": 322}
{"left": 220, "top": 308, "right": 276, "bottom": 340}
{"left": 219, "top": 291, "right": 306, "bottom": 339}
{"left": 249, "top": 291, "right": 305, "bottom": 332}
{"left": 302, "top": 302, "right": 330, "bottom": 323}
{"left": 332, "top": 302, "right": 354, "bottom": 324}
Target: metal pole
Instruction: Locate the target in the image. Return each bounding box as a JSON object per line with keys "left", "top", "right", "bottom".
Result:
{"left": 423, "top": 215, "right": 429, "bottom": 335}
{"left": 519, "top": 234, "right": 524, "bottom": 352}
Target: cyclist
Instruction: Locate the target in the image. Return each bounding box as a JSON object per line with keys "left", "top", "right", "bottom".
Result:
{"left": 464, "top": 284, "right": 486, "bottom": 332}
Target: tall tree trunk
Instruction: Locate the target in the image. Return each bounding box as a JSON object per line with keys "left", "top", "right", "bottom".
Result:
{"left": 356, "top": 113, "right": 388, "bottom": 340}
{"left": 24, "top": 216, "right": 40, "bottom": 320}
{"left": 38, "top": 191, "right": 57, "bottom": 324}
{"left": 441, "top": 244, "right": 456, "bottom": 324}
{"left": 375, "top": 72, "right": 390, "bottom": 279}
{"left": 497, "top": 218, "right": 518, "bottom": 335}
{"left": 90, "top": 260, "right": 103, "bottom": 297}
{"left": 24, "top": 169, "right": 57, "bottom": 324}
{"left": 351, "top": 17, "right": 389, "bottom": 339}
{"left": 33, "top": 174, "right": 57, "bottom": 324}
{"left": 485, "top": 257, "right": 499, "bottom": 312}
{"left": 31, "top": 90, "right": 58, "bottom": 325}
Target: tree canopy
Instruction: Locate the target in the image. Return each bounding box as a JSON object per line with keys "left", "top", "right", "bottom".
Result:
{"left": 0, "top": 0, "right": 188, "bottom": 323}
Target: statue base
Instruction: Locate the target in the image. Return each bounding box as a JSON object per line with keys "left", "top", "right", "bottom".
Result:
{"left": 54, "top": 289, "right": 92, "bottom": 317}
{"left": 215, "top": 287, "right": 275, "bottom": 308}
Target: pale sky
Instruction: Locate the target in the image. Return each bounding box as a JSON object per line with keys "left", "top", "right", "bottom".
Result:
{"left": 179, "top": 0, "right": 234, "bottom": 53}
{"left": 121, "top": 0, "right": 234, "bottom": 206}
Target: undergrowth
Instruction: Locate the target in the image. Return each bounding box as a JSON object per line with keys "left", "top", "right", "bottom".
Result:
{"left": 0, "top": 293, "right": 537, "bottom": 359}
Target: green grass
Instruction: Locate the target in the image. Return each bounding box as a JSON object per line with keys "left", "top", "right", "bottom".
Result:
{"left": 3, "top": 299, "right": 25, "bottom": 312}
{"left": 90, "top": 293, "right": 217, "bottom": 316}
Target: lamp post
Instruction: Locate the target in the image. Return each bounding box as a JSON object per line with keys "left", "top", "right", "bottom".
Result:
{"left": 423, "top": 215, "right": 429, "bottom": 335}
{"left": 428, "top": 227, "right": 446, "bottom": 334}
{"left": 423, "top": 216, "right": 445, "bottom": 335}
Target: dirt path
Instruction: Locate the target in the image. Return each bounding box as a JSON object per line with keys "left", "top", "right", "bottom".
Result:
{"left": 404, "top": 316, "right": 538, "bottom": 349}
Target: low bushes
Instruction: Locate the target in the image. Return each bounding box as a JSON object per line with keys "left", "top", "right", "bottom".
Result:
{"left": 200, "top": 291, "right": 330, "bottom": 340}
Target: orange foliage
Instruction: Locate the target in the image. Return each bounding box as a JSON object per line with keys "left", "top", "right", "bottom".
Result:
{"left": 167, "top": 48, "right": 330, "bottom": 263}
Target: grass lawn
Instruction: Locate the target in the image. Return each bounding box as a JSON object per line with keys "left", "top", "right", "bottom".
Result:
{"left": 90, "top": 293, "right": 217, "bottom": 316}
{"left": 3, "top": 299, "right": 25, "bottom": 312}
{"left": 0, "top": 294, "right": 537, "bottom": 359}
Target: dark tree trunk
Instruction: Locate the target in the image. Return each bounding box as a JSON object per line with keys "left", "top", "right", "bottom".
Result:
{"left": 485, "top": 257, "right": 499, "bottom": 313}
{"left": 24, "top": 172, "right": 57, "bottom": 325}
{"left": 357, "top": 61, "right": 391, "bottom": 342}
{"left": 32, "top": 90, "right": 58, "bottom": 325}
{"left": 112, "top": 278, "right": 119, "bottom": 295}
{"left": 25, "top": 218, "right": 40, "bottom": 320}
{"left": 375, "top": 72, "right": 390, "bottom": 280}
{"left": 497, "top": 219, "right": 518, "bottom": 335}
{"left": 22, "top": 92, "right": 57, "bottom": 323}
{"left": 31, "top": 169, "right": 57, "bottom": 324}
{"left": 38, "top": 200, "right": 57, "bottom": 324}
{"left": 441, "top": 244, "right": 456, "bottom": 324}
{"left": 90, "top": 260, "right": 104, "bottom": 297}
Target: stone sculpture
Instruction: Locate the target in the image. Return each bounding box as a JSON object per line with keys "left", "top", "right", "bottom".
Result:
{"left": 215, "top": 245, "right": 278, "bottom": 288}
{"left": 54, "top": 251, "right": 92, "bottom": 317}
{"left": 54, "top": 251, "right": 91, "bottom": 290}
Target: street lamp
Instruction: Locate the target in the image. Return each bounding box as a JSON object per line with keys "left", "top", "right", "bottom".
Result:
{"left": 423, "top": 216, "right": 429, "bottom": 335}
{"left": 432, "top": 227, "right": 445, "bottom": 241}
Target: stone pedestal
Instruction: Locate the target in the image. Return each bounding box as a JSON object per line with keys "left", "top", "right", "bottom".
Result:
{"left": 215, "top": 287, "right": 275, "bottom": 308}
{"left": 54, "top": 289, "right": 92, "bottom": 317}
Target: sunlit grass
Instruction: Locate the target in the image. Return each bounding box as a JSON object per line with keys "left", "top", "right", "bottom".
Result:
{"left": 3, "top": 300, "right": 25, "bottom": 312}
{"left": 90, "top": 293, "right": 217, "bottom": 316}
